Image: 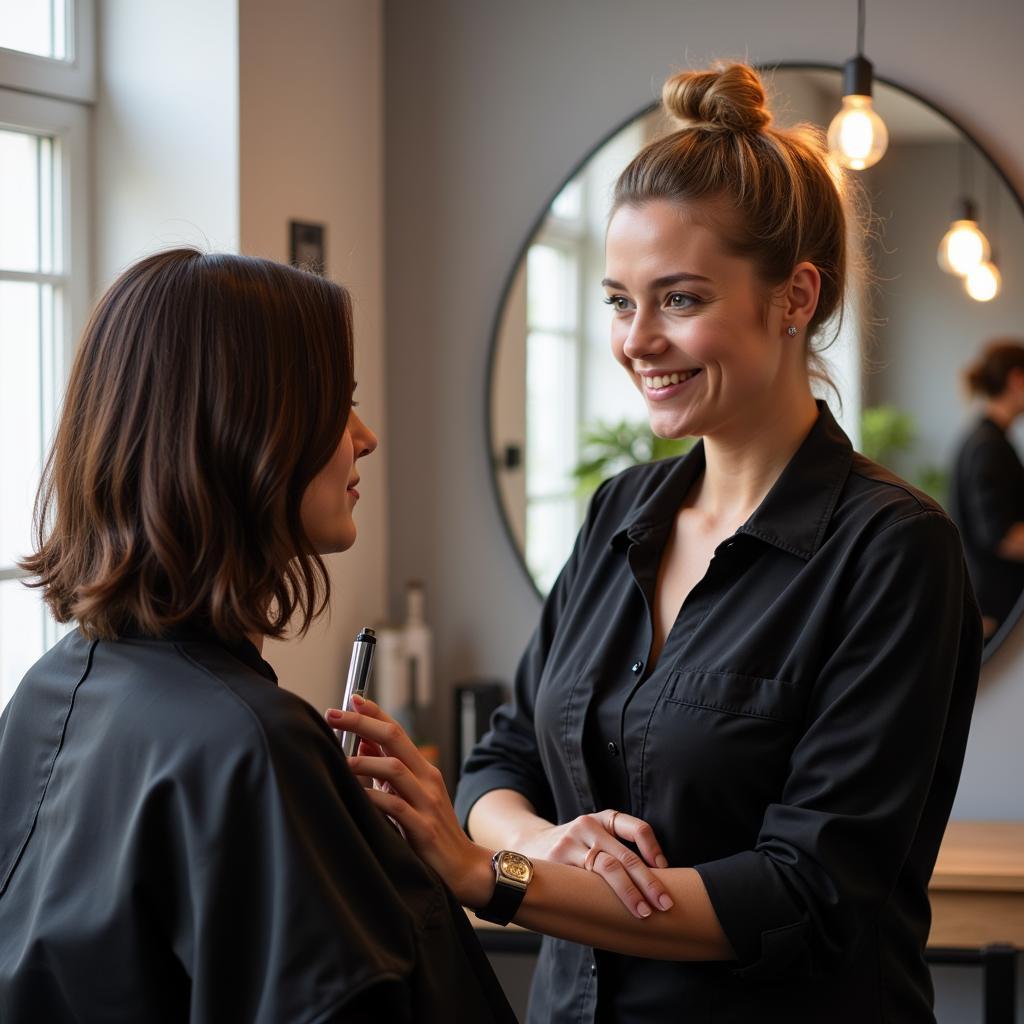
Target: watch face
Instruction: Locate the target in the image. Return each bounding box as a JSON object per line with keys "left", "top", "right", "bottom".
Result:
{"left": 499, "top": 851, "right": 533, "bottom": 883}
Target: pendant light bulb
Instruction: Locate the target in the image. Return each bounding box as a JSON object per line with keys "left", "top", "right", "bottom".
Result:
{"left": 828, "top": 54, "right": 889, "bottom": 172}
{"left": 965, "top": 259, "right": 1002, "bottom": 302}
{"left": 828, "top": 94, "right": 889, "bottom": 171}
{"left": 937, "top": 199, "right": 991, "bottom": 277}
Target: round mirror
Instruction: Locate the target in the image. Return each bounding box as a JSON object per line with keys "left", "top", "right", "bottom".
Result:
{"left": 487, "top": 64, "right": 1024, "bottom": 658}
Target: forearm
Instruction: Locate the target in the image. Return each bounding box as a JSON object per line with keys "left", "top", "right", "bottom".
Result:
{"left": 464, "top": 847, "right": 734, "bottom": 961}
{"left": 997, "top": 522, "right": 1024, "bottom": 560}
{"left": 466, "top": 788, "right": 552, "bottom": 849}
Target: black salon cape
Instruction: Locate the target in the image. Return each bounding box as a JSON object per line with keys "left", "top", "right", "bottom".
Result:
{"left": 0, "top": 628, "right": 515, "bottom": 1024}
{"left": 950, "top": 415, "right": 1024, "bottom": 627}
{"left": 455, "top": 402, "right": 983, "bottom": 1024}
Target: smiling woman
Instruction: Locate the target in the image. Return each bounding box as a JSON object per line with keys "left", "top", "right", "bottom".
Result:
{"left": 491, "top": 64, "right": 1024, "bottom": 645}
{"left": 440, "top": 61, "right": 984, "bottom": 1024}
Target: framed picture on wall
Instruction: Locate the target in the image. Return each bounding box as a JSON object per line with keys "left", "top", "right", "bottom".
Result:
{"left": 289, "top": 221, "right": 326, "bottom": 275}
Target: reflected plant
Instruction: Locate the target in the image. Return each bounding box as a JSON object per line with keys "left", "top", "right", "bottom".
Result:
{"left": 859, "top": 404, "right": 949, "bottom": 506}
{"left": 572, "top": 419, "right": 696, "bottom": 496}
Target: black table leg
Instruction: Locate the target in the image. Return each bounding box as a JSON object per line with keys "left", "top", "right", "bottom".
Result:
{"left": 981, "top": 944, "right": 1017, "bottom": 1024}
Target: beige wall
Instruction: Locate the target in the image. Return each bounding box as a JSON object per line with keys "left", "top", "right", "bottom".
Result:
{"left": 240, "top": 0, "right": 387, "bottom": 714}
{"left": 94, "top": 0, "right": 240, "bottom": 286}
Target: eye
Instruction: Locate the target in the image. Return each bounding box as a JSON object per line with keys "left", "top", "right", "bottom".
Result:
{"left": 666, "top": 292, "right": 700, "bottom": 310}
{"left": 602, "top": 294, "right": 634, "bottom": 313}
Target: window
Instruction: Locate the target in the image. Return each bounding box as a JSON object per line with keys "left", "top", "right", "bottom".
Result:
{"left": 524, "top": 183, "right": 586, "bottom": 593}
{"left": 1, "top": 3, "right": 92, "bottom": 709}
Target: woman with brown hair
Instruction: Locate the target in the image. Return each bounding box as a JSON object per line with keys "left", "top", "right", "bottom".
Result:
{"left": 329, "top": 63, "right": 982, "bottom": 1022}
{"left": 951, "top": 339, "right": 1024, "bottom": 639}
{"left": 0, "top": 249, "right": 516, "bottom": 1023}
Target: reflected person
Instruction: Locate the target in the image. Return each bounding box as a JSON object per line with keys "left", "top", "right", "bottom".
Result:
{"left": 951, "top": 339, "right": 1024, "bottom": 640}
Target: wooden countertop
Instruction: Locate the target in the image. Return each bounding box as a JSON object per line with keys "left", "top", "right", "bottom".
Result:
{"left": 930, "top": 821, "right": 1024, "bottom": 893}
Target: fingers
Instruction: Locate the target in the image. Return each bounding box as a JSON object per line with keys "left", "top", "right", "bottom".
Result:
{"left": 574, "top": 812, "right": 672, "bottom": 915}
{"left": 346, "top": 751, "right": 437, "bottom": 815}
{"left": 590, "top": 850, "right": 656, "bottom": 919}
{"left": 325, "top": 699, "right": 431, "bottom": 780}
{"left": 607, "top": 812, "right": 669, "bottom": 869}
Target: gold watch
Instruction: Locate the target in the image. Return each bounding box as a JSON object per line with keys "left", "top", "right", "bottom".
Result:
{"left": 475, "top": 850, "right": 534, "bottom": 926}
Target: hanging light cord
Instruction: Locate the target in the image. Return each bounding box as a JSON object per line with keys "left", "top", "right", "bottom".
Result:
{"left": 987, "top": 163, "right": 1000, "bottom": 253}
{"left": 960, "top": 143, "right": 973, "bottom": 201}
{"left": 857, "top": 0, "right": 866, "bottom": 56}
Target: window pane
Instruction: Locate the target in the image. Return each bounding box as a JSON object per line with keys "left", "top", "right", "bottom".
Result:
{"left": 0, "top": 281, "right": 49, "bottom": 568}
{"left": 0, "top": 0, "right": 67, "bottom": 60}
{"left": 526, "top": 497, "right": 579, "bottom": 596}
{"left": 550, "top": 180, "right": 583, "bottom": 221}
{"left": 526, "top": 329, "right": 578, "bottom": 498}
{"left": 0, "top": 577, "right": 46, "bottom": 710}
{"left": 527, "top": 244, "right": 577, "bottom": 332}
{"left": 0, "top": 129, "right": 40, "bottom": 271}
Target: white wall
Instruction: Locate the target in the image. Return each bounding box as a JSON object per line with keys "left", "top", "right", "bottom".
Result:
{"left": 240, "top": 0, "right": 387, "bottom": 714}
{"left": 94, "top": 0, "right": 239, "bottom": 286}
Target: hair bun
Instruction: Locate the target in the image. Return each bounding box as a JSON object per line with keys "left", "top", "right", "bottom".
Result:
{"left": 661, "top": 62, "right": 772, "bottom": 133}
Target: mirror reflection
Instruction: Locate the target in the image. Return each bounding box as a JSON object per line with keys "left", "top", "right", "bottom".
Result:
{"left": 489, "top": 66, "right": 1024, "bottom": 653}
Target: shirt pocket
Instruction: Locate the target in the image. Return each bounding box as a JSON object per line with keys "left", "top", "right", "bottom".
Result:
{"left": 640, "top": 669, "right": 804, "bottom": 863}
{"left": 660, "top": 667, "right": 803, "bottom": 723}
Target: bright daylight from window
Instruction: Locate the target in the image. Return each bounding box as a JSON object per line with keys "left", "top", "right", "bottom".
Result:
{"left": 0, "top": 127, "right": 66, "bottom": 709}
{"left": 0, "top": 0, "right": 68, "bottom": 60}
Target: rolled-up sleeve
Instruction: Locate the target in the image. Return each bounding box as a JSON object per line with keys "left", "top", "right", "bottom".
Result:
{"left": 695, "top": 510, "right": 982, "bottom": 979}
{"left": 454, "top": 480, "right": 613, "bottom": 831}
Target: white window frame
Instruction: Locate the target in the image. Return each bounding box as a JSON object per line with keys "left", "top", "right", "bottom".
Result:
{"left": 0, "top": 0, "right": 95, "bottom": 103}
{"left": 1, "top": 2, "right": 93, "bottom": 702}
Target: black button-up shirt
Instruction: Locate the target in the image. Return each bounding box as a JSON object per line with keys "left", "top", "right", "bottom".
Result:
{"left": 950, "top": 415, "right": 1024, "bottom": 627}
{"left": 455, "top": 403, "right": 982, "bottom": 1024}
{"left": 0, "top": 628, "right": 516, "bottom": 1024}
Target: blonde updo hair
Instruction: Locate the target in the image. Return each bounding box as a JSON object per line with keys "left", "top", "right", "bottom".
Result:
{"left": 614, "top": 62, "right": 853, "bottom": 383}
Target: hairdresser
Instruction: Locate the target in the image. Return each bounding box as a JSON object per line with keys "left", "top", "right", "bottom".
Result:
{"left": 332, "top": 62, "right": 983, "bottom": 1023}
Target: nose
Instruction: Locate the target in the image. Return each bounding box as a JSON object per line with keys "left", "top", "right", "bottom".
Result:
{"left": 621, "top": 307, "right": 669, "bottom": 362}
{"left": 349, "top": 409, "right": 379, "bottom": 459}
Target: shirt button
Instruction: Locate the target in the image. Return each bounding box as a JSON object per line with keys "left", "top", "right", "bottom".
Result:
{"left": 590, "top": 963, "right": 597, "bottom": 975}
{"left": 631, "top": 660, "right": 644, "bottom": 674}
{"left": 607, "top": 741, "right": 619, "bottom": 757}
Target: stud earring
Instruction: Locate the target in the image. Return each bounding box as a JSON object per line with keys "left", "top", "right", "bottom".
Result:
{"left": 787, "top": 325, "right": 799, "bottom": 336}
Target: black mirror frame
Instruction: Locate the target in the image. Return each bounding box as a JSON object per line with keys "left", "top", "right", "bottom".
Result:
{"left": 483, "top": 61, "right": 1024, "bottom": 663}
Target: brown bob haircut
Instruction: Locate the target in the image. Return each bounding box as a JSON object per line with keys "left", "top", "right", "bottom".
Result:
{"left": 21, "top": 248, "right": 355, "bottom": 641}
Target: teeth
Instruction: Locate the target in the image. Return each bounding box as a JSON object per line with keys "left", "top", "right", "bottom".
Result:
{"left": 645, "top": 370, "right": 697, "bottom": 389}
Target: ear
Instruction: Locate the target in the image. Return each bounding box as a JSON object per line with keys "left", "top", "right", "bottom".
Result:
{"left": 783, "top": 261, "right": 822, "bottom": 333}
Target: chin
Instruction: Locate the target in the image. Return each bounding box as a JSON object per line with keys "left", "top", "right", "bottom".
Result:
{"left": 312, "top": 524, "right": 358, "bottom": 555}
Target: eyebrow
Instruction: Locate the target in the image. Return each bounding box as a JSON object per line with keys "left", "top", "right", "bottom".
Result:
{"left": 601, "top": 272, "right": 712, "bottom": 290}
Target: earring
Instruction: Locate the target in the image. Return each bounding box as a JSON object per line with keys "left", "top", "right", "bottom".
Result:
{"left": 787, "top": 325, "right": 799, "bottom": 336}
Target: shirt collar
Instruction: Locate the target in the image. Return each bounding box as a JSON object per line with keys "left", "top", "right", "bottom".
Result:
{"left": 115, "top": 621, "right": 278, "bottom": 683}
{"left": 610, "top": 401, "right": 853, "bottom": 562}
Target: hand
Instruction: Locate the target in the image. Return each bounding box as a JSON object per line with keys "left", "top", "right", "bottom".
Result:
{"left": 325, "top": 696, "right": 494, "bottom": 908}
{"left": 514, "top": 811, "right": 673, "bottom": 919}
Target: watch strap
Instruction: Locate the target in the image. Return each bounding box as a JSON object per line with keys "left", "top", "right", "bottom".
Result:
{"left": 475, "top": 851, "right": 530, "bottom": 926}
